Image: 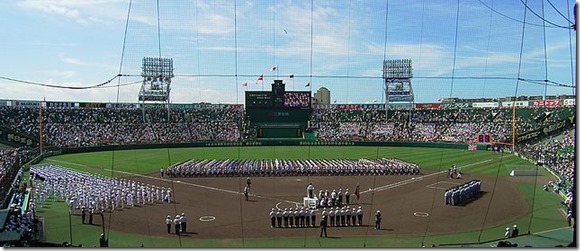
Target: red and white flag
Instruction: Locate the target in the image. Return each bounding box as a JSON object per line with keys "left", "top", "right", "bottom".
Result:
{"left": 271, "top": 65, "right": 278, "bottom": 71}
{"left": 256, "top": 74, "right": 263, "bottom": 84}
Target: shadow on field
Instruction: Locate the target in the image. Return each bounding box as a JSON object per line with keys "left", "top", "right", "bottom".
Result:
{"left": 455, "top": 191, "right": 488, "bottom": 207}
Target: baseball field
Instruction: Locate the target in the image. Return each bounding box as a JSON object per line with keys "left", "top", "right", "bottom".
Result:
{"left": 33, "top": 145, "right": 569, "bottom": 247}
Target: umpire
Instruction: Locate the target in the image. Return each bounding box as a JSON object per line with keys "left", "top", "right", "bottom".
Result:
{"left": 319, "top": 216, "right": 328, "bottom": 237}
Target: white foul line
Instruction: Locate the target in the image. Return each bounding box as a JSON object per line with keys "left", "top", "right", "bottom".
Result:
{"left": 103, "top": 168, "right": 299, "bottom": 205}
{"left": 362, "top": 155, "right": 509, "bottom": 194}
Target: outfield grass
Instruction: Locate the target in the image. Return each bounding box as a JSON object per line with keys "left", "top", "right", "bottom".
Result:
{"left": 34, "top": 146, "right": 568, "bottom": 247}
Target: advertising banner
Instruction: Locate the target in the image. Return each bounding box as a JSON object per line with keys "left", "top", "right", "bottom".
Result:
{"left": 472, "top": 102, "right": 499, "bottom": 108}
{"left": 562, "top": 99, "right": 575, "bottom": 107}
{"left": 13, "top": 100, "right": 40, "bottom": 107}
{"left": 441, "top": 102, "right": 471, "bottom": 109}
{"left": 501, "top": 101, "right": 529, "bottom": 108}
{"left": 530, "top": 100, "right": 560, "bottom": 107}
{"left": 415, "top": 103, "right": 441, "bottom": 109}
{"left": 46, "top": 102, "right": 76, "bottom": 108}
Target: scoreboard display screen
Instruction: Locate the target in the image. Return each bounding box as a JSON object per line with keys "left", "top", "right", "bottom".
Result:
{"left": 246, "top": 91, "right": 311, "bottom": 109}
{"left": 245, "top": 92, "right": 273, "bottom": 108}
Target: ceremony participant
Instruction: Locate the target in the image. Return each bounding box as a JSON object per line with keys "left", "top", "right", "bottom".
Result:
{"left": 165, "top": 215, "right": 172, "bottom": 234}
{"left": 357, "top": 206, "right": 363, "bottom": 226}
{"left": 511, "top": 225, "right": 519, "bottom": 237}
{"left": 375, "top": 210, "right": 382, "bottom": 230}
{"left": 244, "top": 185, "right": 249, "bottom": 201}
{"left": 174, "top": 215, "right": 181, "bottom": 235}
{"left": 276, "top": 209, "right": 283, "bottom": 228}
{"left": 319, "top": 216, "right": 328, "bottom": 237}
{"left": 345, "top": 189, "right": 351, "bottom": 205}
{"left": 307, "top": 183, "right": 314, "bottom": 199}
{"left": 180, "top": 213, "right": 187, "bottom": 233}
{"left": 504, "top": 227, "right": 511, "bottom": 239}
{"left": 310, "top": 208, "right": 317, "bottom": 227}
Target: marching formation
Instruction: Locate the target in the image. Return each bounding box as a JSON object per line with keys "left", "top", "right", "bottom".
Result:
{"left": 164, "top": 158, "right": 420, "bottom": 178}
{"left": 444, "top": 179, "right": 481, "bottom": 206}
{"left": 30, "top": 164, "right": 172, "bottom": 213}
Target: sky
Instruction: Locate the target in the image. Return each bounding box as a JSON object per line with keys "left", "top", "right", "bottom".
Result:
{"left": 0, "top": 0, "right": 576, "bottom": 105}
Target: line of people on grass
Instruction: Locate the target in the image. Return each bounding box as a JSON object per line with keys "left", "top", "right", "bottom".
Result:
{"left": 164, "top": 158, "right": 420, "bottom": 178}
{"left": 30, "top": 164, "right": 172, "bottom": 214}
{"left": 444, "top": 179, "right": 481, "bottom": 206}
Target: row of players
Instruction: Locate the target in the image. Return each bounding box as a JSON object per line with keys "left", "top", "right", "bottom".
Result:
{"left": 269, "top": 206, "right": 365, "bottom": 228}
{"left": 444, "top": 179, "right": 481, "bottom": 206}
{"left": 163, "top": 158, "right": 420, "bottom": 178}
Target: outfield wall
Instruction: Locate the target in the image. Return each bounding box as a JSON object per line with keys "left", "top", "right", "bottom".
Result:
{"left": 48, "top": 140, "right": 489, "bottom": 155}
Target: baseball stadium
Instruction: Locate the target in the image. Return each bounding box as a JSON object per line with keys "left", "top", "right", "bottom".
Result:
{"left": 0, "top": 0, "right": 576, "bottom": 248}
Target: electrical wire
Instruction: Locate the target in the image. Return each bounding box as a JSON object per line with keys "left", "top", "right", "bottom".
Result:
{"left": 481, "top": 0, "right": 495, "bottom": 97}
{"left": 546, "top": 0, "right": 574, "bottom": 24}
{"left": 0, "top": 74, "right": 121, "bottom": 89}
{"left": 475, "top": 0, "right": 570, "bottom": 29}
{"left": 518, "top": 0, "right": 573, "bottom": 29}
{"left": 449, "top": 0, "right": 460, "bottom": 98}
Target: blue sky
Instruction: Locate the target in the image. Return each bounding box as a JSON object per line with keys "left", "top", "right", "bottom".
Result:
{"left": 0, "top": 0, "right": 576, "bottom": 104}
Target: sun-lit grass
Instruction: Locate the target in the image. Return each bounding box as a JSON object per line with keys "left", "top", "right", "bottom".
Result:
{"left": 34, "top": 146, "right": 568, "bottom": 247}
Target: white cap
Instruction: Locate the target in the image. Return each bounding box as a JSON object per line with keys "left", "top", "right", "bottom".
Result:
{"left": 506, "top": 227, "right": 510, "bottom": 230}
{"left": 182, "top": 213, "right": 185, "bottom": 216}
{"left": 513, "top": 225, "right": 517, "bottom": 228}
{"left": 377, "top": 210, "right": 380, "bottom": 212}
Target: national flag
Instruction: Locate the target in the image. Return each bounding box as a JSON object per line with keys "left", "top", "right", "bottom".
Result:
{"left": 271, "top": 65, "right": 277, "bottom": 71}
{"left": 242, "top": 81, "right": 248, "bottom": 87}
{"left": 305, "top": 82, "right": 310, "bottom": 87}
{"left": 256, "top": 74, "right": 263, "bottom": 84}
{"left": 289, "top": 74, "right": 294, "bottom": 78}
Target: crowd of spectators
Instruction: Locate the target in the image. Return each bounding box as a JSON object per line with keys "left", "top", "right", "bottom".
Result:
{"left": 515, "top": 128, "right": 574, "bottom": 186}
{"left": 0, "top": 106, "right": 243, "bottom": 147}
{"left": 0, "top": 148, "right": 37, "bottom": 204}
{"left": 309, "top": 106, "right": 573, "bottom": 143}
{"left": 164, "top": 158, "right": 420, "bottom": 177}
{"left": 284, "top": 92, "right": 310, "bottom": 107}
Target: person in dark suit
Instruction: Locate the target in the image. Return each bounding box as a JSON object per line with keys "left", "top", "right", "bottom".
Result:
{"left": 374, "top": 210, "right": 382, "bottom": 230}
{"left": 511, "top": 225, "right": 519, "bottom": 237}
{"left": 319, "top": 216, "right": 328, "bottom": 237}
{"left": 81, "top": 207, "right": 86, "bottom": 224}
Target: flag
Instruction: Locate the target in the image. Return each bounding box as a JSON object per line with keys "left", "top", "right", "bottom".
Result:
{"left": 242, "top": 81, "right": 247, "bottom": 87}
{"left": 289, "top": 74, "right": 294, "bottom": 78}
{"left": 271, "top": 65, "right": 277, "bottom": 71}
{"left": 256, "top": 74, "right": 263, "bottom": 84}
{"left": 333, "top": 100, "right": 337, "bottom": 103}
{"left": 468, "top": 144, "right": 477, "bottom": 151}
{"left": 305, "top": 82, "right": 310, "bottom": 87}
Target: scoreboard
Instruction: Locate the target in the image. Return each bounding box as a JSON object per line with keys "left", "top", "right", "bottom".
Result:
{"left": 246, "top": 92, "right": 273, "bottom": 108}
{"left": 245, "top": 80, "right": 311, "bottom": 127}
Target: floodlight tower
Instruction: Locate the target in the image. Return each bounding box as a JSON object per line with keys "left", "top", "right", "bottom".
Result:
{"left": 382, "top": 59, "right": 415, "bottom": 121}
{"left": 138, "top": 57, "right": 174, "bottom": 122}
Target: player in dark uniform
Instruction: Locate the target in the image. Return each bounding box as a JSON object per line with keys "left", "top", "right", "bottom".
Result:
{"left": 319, "top": 216, "right": 328, "bottom": 237}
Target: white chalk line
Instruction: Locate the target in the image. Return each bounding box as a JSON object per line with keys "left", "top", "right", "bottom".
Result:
{"left": 103, "top": 168, "right": 299, "bottom": 205}
{"left": 362, "top": 155, "right": 510, "bottom": 194}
